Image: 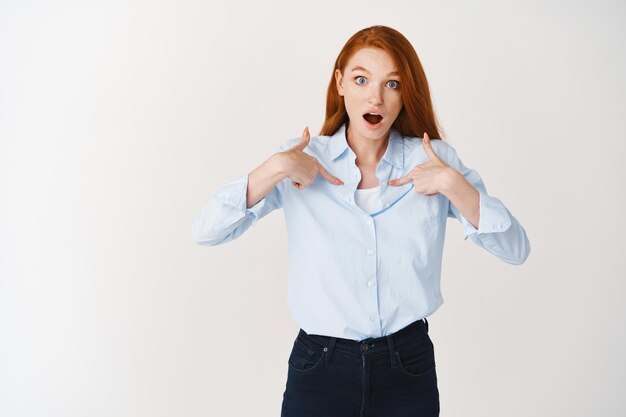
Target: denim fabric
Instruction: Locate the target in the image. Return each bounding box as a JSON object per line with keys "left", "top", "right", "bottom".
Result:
{"left": 281, "top": 317, "right": 439, "bottom": 417}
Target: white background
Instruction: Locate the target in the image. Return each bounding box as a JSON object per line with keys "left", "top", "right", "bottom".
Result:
{"left": 1, "top": 1, "right": 625, "bottom": 416}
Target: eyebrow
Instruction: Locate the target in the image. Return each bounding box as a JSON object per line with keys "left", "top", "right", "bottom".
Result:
{"left": 350, "top": 66, "right": 400, "bottom": 77}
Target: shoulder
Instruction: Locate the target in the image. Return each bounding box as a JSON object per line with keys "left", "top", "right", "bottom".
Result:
{"left": 276, "top": 132, "right": 333, "bottom": 159}
{"left": 276, "top": 136, "right": 301, "bottom": 152}
{"left": 401, "top": 133, "right": 459, "bottom": 166}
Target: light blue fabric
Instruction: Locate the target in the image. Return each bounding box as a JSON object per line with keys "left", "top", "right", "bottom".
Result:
{"left": 191, "top": 123, "right": 530, "bottom": 341}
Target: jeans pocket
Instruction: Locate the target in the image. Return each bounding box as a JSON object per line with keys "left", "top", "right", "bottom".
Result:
{"left": 287, "top": 336, "right": 325, "bottom": 373}
{"left": 394, "top": 333, "right": 436, "bottom": 378}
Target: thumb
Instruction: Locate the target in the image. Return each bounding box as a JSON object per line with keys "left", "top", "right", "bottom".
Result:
{"left": 292, "top": 126, "right": 311, "bottom": 151}
{"left": 422, "top": 132, "right": 438, "bottom": 160}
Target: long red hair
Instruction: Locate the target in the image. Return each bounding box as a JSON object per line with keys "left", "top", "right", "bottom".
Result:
{"left": 320, "top": 25, "right": 444, "bottom": 141}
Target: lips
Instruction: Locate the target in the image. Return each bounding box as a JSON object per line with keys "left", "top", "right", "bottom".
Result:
{"left": 363, "top": 111, "right": 383, "bottom": 125}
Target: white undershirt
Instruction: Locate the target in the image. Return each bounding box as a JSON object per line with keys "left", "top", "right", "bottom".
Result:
{"left": 353, "top": 185, "right": 384, "bottom": 214}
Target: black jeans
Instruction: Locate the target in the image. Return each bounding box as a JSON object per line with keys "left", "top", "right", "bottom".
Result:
{"left": 281, "top": 317, "right": 439, "bottom": 417}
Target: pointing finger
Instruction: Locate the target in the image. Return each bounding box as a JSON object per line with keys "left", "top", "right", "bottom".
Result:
{"left": 317, "top": 162, "right": 344, "bottom": 185}
{"left": 387, "top": 173, "right": 413, "bottom": 186}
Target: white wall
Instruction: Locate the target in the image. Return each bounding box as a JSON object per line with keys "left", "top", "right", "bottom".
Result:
{"left": 1, "top": 0, "right": 625, "bottom": 416}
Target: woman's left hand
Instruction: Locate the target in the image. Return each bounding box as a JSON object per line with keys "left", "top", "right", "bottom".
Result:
{"left": 387, "top": 132, "right": 453, "bottom": 196}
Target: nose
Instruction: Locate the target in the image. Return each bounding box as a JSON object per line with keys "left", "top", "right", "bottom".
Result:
{"left": 368, "top": 85, "right": 383, "bottom": 105}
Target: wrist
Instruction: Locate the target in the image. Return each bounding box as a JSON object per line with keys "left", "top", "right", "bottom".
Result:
{"left": 439, "top": 167, "right": 461, "bottom": 195}
{"left": 268, "top": 152, "right": 288, "bottom": 181}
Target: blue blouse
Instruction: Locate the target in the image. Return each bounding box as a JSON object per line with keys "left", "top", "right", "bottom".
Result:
{"left": 191, "top": 123, "right": 530, "bottom": 341}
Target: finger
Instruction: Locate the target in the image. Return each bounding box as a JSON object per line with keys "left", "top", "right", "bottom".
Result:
{"left": 316, "top": 162, "right": 344, "bottom": 185}
{"left": 422, "top": 132, "right": 439, "bottom": 160}
{"left": 387, "top": 173, "right": 412, "bottom": 186}
{"left": 293, "top": 126, "right": 311, "bottom": 151}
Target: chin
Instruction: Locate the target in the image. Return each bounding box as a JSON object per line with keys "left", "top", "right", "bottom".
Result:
{"left": 362, "top": 122, "right": 390, "bottom": 138}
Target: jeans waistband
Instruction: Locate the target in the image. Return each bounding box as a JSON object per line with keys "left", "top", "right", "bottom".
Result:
{"left": 296, "top": 317, "right": 430, "bottom": 364}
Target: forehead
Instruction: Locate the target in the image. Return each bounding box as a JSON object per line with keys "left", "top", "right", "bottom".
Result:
{"left": 345, "top": 47, "right": 398, "bottom": 74}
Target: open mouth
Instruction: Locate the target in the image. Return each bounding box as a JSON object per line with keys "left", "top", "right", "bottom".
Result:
{"left": 363, "top": 112, "right": 383, "bottom": 126}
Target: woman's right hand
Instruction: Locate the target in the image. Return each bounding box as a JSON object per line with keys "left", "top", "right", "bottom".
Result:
{"left": 277, "top": 127, "right": 345, "bottom": 190}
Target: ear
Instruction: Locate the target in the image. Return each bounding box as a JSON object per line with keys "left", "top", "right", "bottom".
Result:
{"left": 334, "top": 69, "right": 344, "bottom": 96}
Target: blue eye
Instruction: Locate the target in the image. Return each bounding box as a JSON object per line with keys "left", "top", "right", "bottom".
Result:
{"left": 354, "top": 76, "right": 400, "bottom": 89}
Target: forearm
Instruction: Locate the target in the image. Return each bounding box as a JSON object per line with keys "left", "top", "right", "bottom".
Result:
{"left": 440, "top": 168, "right": 480, "bottom": 229}
{"left": 246, "top": 153, "right": 287, "bottom": 208}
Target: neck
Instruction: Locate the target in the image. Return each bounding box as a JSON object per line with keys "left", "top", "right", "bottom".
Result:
{"left": 346, "top": 122, "right": 390, "bottom": 167}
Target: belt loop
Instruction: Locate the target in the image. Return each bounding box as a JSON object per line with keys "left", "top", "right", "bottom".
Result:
{"left": 386, "top": 334, "right": 398, "bottom": 368}
{"left": 325, "top": 337, "right": 336, "bottom": 365}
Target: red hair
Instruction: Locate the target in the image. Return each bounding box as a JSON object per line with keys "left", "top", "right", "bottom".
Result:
{"left": 320, "top": 25, "right": 444, "bottom": 141}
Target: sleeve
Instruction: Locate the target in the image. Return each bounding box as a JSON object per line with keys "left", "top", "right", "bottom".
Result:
{"left": 446, "top": 145, "right": 531, "bottom": 265}
{"left": 190, "top": 147, "right": 286, "bottom": 247}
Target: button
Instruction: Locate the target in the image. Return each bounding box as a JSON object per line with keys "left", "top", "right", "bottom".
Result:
{"left": 366, "top": 218, "right": 373, "bottom": 225}
{"left": 384, "top": 202, "right": 390, "bottom": 207}
{"left": 360, "top": 342, "right": 374, "bottom": 352}
{"left": 367, "top": 249, "right": 375, "bottom": 256}
{"left": 367, "top": 281, "right": 375, "bottom": 287}
{"left": 369, "top": 314, "right": 377, "bottom": 321}
{"left": 239, "top": 211, "right": 245, "bottom": 216}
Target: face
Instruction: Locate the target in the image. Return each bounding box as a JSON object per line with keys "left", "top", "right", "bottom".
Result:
{"left": 335, "top": 47, "right": 403, "bottom": 142}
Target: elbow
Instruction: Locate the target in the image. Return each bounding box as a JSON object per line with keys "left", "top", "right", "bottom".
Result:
{"left": 191, "top": 233, "right": 218, "bottom": 247}
{"left": 505, "top": 251, "right": 530, "bottom": 266}
{"left": 194, "top": 238, "right": 227, "bottom": 247}
{"left": 505, "top": 234, "right": 531, "bottom": 266}
{"left": 190, "top": 221, "right": 228, "bottom": 247}
{"left": 517, "top": 232, "right": 532, "bottom": 265}
{"left": 191, "top": 232, "right": 229, "bottom": 247}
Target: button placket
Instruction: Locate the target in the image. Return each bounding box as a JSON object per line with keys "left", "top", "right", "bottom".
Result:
{"left": 364, "top": 211, "right": 379, "bottom": 332}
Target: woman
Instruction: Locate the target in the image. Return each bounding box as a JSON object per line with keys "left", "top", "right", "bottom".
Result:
{"left": 191, "top": 25, "right": 530, "bottom": 417}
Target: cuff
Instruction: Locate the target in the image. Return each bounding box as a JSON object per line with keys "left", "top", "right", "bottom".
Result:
{"left": 215, "top": 173, "right": 270, "bottom": 223}
{"left": 459, "top": 189, "right": 513, "bottom": 240}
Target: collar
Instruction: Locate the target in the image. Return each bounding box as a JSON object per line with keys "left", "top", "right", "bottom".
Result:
{"left": 327, "top": 122, "right": 404, "bottom": 170}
